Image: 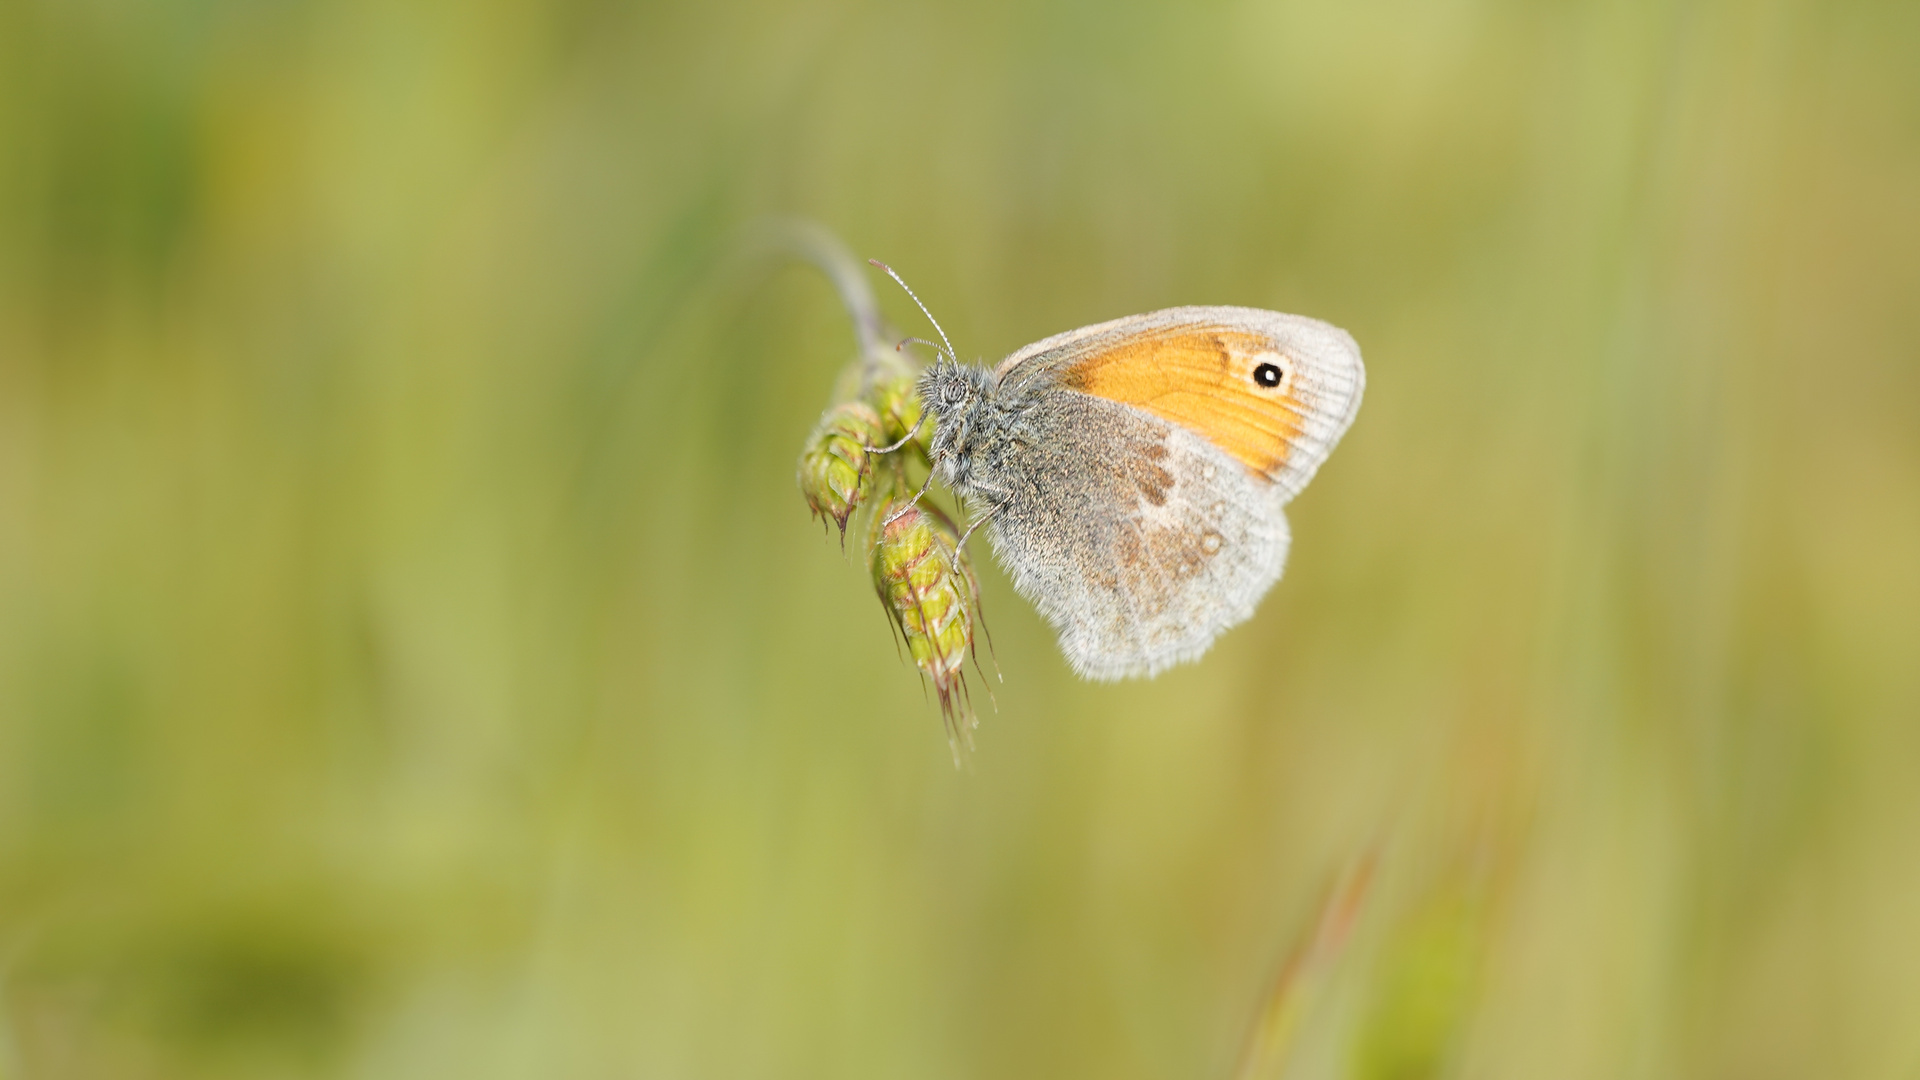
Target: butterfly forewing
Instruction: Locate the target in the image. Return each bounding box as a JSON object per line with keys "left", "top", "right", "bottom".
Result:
{"left": 996, "top": 306, "right": 1364, "bottom": 502}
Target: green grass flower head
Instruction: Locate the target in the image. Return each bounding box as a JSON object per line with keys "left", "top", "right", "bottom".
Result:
{"left": 796, "top": 401, "right": 883, "bottom": 544}
{"left": 870, "top": 500, "right": 985, "bottom": 759}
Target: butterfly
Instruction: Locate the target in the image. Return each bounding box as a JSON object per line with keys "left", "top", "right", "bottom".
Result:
{"left": 877, "top": 264, "right": 1364, "bottom": 681}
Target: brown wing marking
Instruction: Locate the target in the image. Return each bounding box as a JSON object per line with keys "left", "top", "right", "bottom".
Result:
{"left": 1059, "top": 327, "right": 1308, "bottom": 479}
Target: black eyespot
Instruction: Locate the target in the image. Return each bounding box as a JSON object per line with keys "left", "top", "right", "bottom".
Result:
{"left": 1253, "top": 362, "right": 1283, "bottom": 388}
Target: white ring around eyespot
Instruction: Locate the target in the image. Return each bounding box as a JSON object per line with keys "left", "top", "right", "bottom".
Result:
{"left": 1251, "top": 351, "right": 1291, "bottom": 392}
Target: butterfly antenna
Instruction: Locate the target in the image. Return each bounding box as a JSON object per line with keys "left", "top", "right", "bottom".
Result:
{"left": 870, "top": 259, "right": 957, "bottom": 363}
{"left": 896, "top": 336, "right": 948, "bottom": 359}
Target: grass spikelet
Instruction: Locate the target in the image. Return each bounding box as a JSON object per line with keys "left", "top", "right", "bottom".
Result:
{"left": 869, "top": 500, "right": 983, "bottom": 763}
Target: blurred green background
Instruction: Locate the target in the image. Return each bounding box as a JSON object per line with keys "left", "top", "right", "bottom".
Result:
{"left": 3, "top": 0, "right": 1918, "bottom": 1076}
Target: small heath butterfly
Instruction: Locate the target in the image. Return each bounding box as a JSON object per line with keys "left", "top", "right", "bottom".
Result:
{"left": 875, "top": 263, "right": 1364, "bottom": 681}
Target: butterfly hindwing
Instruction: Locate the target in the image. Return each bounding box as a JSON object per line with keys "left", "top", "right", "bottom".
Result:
{"left": 979, "top": 389, "right": 1290, "bottom": 680}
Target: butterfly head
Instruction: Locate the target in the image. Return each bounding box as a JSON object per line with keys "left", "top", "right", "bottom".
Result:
{"left": 919, "top": 359, "right": 990, "bottom": 407}
{"left": 918, "top": 360, "right": 998, "bottom": 487}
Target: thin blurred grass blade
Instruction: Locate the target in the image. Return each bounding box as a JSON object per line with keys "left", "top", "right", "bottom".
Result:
{"left": 1233, "top": 851, "right": 1379, "bottom": 1080}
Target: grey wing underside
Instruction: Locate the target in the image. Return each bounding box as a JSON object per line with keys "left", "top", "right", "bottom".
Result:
{"left": 981, "top": 390, "right": 1290, "bottom": 681}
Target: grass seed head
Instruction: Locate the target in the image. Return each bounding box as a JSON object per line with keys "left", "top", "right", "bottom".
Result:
{"left": 870, "top": 501, "right": 982, "bottom": 759}
{"left": 797, "top": 401, "right": 883, "bottom": 544}
{"left": 868, "top": 371, "right": 929, "bottom": 462}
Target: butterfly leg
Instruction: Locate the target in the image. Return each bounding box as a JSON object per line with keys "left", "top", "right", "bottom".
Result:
{"left": 954, "top": 489, "right": 1010, "bottom": 551}
{"left": 878, "top": 466, "right": 940, "bottom": 528}
{"left": 864, "top": 412, "right": 926, "bottom": 455}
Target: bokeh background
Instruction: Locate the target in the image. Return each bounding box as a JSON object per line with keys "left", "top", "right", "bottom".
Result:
{"left": 3, "top": 0, "right": 1919, "bottom": 1076}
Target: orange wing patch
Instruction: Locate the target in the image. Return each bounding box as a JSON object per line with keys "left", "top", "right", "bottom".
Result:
{"left": 1061, "top": 327, "right": 1307, "bottom": 479}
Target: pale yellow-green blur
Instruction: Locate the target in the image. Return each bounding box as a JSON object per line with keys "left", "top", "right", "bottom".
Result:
{"left": 2, "top": 1, "right": 1918, "bottom": 1077}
